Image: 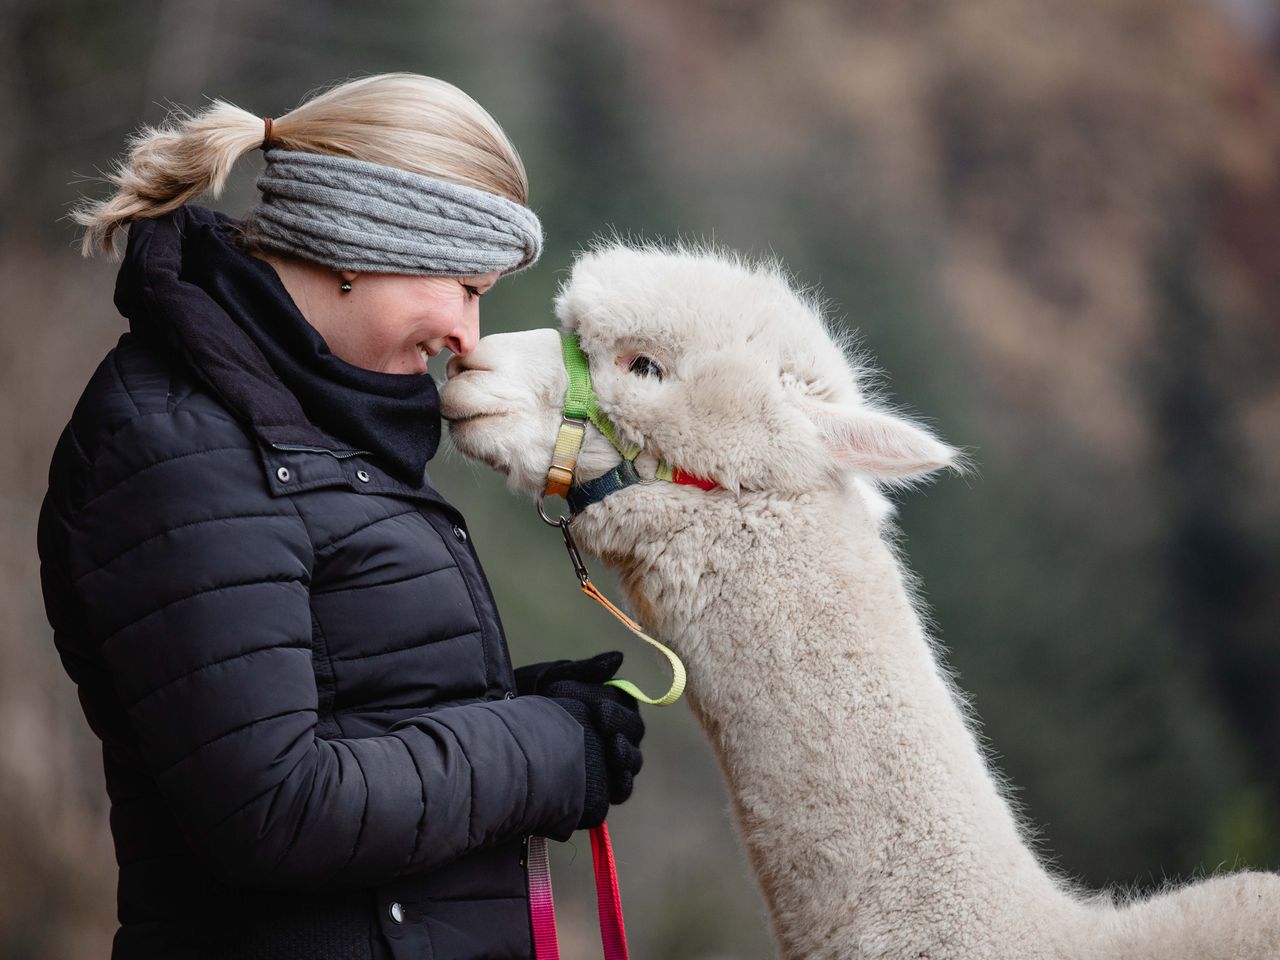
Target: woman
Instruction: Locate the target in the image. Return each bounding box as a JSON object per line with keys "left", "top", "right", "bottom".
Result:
{"left": 37, "top": 73, "right": 644, "bottom": 960}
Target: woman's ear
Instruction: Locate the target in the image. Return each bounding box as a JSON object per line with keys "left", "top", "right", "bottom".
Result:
{"left": 802, "top": 398, "right": 958, "bottom": 480}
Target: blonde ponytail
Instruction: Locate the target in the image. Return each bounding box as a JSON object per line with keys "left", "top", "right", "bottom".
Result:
{"left": 73, "top": 73, "right": 532, "bottom": 260}
{"left": 72, "top": 100, "right": 267, "bottom": 258}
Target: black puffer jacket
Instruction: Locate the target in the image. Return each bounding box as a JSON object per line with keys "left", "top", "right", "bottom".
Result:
{"left": 37, "top": 205, "right": 585, "bottom": 960}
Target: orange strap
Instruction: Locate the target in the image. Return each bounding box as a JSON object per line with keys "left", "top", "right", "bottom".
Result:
{"left": 581, "top": 580, "right": 686, "bottom": 707}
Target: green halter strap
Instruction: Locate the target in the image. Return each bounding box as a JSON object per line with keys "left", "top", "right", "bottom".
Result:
{"left": 544, "top": 334, "right": 674, "bottom": 498}
{"left": 560, "top": 333, "right": 645, "bottom": 461}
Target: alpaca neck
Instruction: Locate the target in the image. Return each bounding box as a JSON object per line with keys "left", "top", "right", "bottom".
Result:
{"left": 580, "top": 485, "right": 1083, "bottom": 957}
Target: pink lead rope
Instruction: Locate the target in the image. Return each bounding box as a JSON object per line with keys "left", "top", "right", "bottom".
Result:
{"left": 590, "top": 825, "right": 629, "bottom": 958}
{"left": 528, "top": 824, "right": 630, "bottom": 959}
{"left": 527, "top": 834, "right": 560, "bottom": 957}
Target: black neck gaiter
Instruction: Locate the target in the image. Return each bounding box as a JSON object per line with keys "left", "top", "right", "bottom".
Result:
{"left": 116, "top": 205, "right": 441, "bottom": 487}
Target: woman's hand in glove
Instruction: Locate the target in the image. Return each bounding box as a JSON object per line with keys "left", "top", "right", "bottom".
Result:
{"left": 513, "top": 656, "right": 580, "bottom": 698}
{"left": 514, "top": 651, "right": 643, "bottom": 830}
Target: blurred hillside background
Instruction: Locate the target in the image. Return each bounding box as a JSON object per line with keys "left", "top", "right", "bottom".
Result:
{"left": 3, "top": 0, "right": 1278, "bottom": 957}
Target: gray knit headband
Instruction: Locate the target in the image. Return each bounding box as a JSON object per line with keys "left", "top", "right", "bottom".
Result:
{"left": 251, "top": 149, "right": 543, "bottom": 277}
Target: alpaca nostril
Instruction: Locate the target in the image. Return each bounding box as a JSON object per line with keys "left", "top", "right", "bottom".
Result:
{"left": 446, "top": 355, "right": 466, "bottom": 380}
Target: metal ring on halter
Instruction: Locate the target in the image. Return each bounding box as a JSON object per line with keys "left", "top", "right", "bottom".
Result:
{"left": 537, "top": 493, "right": 569, "bottom": 527}
{"left": 628, "top": 452, "right": 665, "bottom": 485}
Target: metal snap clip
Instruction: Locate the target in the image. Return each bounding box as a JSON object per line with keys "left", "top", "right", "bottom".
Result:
{"left": 276, "top": 467, "right": 290, "bottom": 483}
{"left": 356, "top": 469, "right": 371, "bottom": 483}
{"left": 388, "top": 901, "right": 404, "bottom": 924}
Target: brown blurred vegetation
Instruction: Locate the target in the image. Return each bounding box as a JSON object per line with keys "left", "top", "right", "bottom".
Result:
{"left": 2, "top": 1, "right": 1277, "bottom": 957}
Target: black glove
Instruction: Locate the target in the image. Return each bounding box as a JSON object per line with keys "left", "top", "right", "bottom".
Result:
{"left": 514, "top": 657, "right": 579, "bottom": 698}
{"left": 515, "top": 651, "right": 644, "bottom": 830}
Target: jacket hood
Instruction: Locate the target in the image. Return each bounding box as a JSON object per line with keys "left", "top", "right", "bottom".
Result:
{"left": 113, "top": 204, "right": 441, "bottom": 485}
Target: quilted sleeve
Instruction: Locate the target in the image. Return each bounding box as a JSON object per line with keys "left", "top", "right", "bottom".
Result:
{"left": 66, "top": 410, "right": 585, "bottom": 890}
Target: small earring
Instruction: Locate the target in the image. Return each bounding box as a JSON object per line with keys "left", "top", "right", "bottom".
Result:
{"left": 339, "top": 280, "right": 353, "bottom": 294}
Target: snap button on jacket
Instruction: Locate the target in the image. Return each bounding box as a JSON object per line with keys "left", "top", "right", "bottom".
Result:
{"left": 37, "top": 206, "right": 586, "bottom": 959}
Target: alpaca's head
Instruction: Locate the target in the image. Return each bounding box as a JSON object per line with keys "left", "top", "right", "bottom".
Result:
{"left": 441, "top": 241, "right": 956, "bottom": 523}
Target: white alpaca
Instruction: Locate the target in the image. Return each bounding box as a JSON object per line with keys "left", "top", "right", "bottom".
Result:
{"left": 440, "top": 241, "right": 1280, "bottom": 960}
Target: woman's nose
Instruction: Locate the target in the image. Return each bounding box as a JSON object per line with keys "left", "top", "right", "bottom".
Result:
{"left": 446, "top": 310, "right": 480, "bottom": 358}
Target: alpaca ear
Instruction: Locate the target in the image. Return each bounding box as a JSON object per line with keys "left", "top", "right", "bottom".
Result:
{"left": 804, "top": 401, "right": 957, "bottom": 479}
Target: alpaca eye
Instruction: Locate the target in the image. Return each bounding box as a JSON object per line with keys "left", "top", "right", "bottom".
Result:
{"left": 628, "top": 355, "right": 664, "bottom": 381}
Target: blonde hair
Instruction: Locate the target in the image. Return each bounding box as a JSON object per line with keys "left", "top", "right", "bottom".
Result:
{"left": 72, "top": 73, "right": 531, "bottom": 258}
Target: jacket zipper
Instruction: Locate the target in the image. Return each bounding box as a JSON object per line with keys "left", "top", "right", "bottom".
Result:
{"left": 269, "top": 441, "right": 372, "bottom": 460}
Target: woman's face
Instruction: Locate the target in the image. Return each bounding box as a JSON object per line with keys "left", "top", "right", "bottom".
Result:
{"left": 325, "top": 270, "right": 502, "bottom": 375}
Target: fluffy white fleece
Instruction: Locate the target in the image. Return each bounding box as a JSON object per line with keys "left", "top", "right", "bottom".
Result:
{"left": 440, "top": 239, "right": 1280, "bottom": 960}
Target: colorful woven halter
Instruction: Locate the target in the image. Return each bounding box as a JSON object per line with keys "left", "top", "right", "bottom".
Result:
{"left": 537, "top": 330, "right": 693, "bottom": 709}
{"left": 539, "top": 333, "right": 717, "bottom": 518}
